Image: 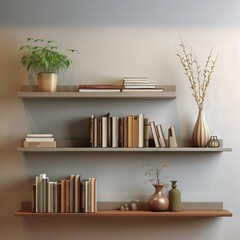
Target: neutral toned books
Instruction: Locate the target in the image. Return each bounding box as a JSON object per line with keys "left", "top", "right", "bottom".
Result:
{"left": 23, "top": 133, "right": 56, "bottom": 148}
{"left": 33, "top": 174, "right": 97, "bottom": 213}
{"left": 89, "top": 113, "right": 146, "bottom": 148}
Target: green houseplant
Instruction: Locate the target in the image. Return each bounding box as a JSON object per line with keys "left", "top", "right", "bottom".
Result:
{"left": 20, "top": 38, "right": 78, "bottom": 92}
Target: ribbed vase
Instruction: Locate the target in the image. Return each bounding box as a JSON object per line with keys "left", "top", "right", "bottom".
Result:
{"left": 192, "top": 108, "right": 210, "bottom": 147}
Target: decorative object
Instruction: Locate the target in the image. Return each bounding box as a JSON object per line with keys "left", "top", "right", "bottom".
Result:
{"left": 120, "top": 203, "right": 129, "bottom": 211}
{"left": 176, "top": 38, "right": 217, "bottom": 147}
{"left": 169, "top": 180, "right": 181, "bottom": 212}
{"left": 208, "top": 136, "right": 220, "bottom": 148}
{"left": 143, "top": 162, "right": 169, "bottom": 211}
{"left": 192, "top": 108, "right": 210, "bottom": 147}
{"left": 20, "top": 38, "right": 78, "bottom": 92}
{"left": 149, "top": 184, "right": 169, "bottom": 211}
{"left": 131, "top": 200, "right": 139, "bottom": 211}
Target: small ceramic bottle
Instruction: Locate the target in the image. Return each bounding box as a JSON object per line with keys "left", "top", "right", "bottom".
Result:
{"left": 169, "top": 180, "right": 181, "bottom": 212}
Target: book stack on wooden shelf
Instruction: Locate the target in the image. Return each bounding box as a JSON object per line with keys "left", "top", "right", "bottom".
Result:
{"left": 89, "top": 113, "right": 147, "bottom": 148}
{"left": 122, "top": 76, "right": 164, "bottom": 92}
{"left": 23, "top": 134, "right": 56, "bottom": 148}
{"left": 32, "top": 174, "right": 97, "bottom": 213}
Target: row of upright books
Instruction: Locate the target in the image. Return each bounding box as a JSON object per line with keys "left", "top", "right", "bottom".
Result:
{"left": 78, "top": 76, "right": 164, "bottom": 92}
{"left": 33, "top": 174, "right": 97, "bottom": 213}
{"left": 89, "top": 112, "right": 178, "bottom": 148}
{"left": 23, "top": 133, "right": 56, "bottom": 148}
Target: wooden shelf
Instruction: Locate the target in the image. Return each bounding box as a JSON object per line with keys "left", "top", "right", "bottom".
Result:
{"left": 17, "top": 147, "right": 232, "bottom": 152}
{"left": 15, "top": 210, "right": 232, "bottom": 217}
{"left": 17, "top": 85, "right": 176, "bottom": 99}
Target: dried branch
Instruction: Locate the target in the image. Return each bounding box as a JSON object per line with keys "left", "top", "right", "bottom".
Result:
{"left": 176, "top": 38, "right": 217, "bottom": 109}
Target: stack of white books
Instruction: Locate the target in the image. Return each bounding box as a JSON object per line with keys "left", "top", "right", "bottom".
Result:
{"left": 23, "top": 133, "right": 56, "bottom": 148}
{"left": 122, "top": 76, "right": 164, "bottom": 92}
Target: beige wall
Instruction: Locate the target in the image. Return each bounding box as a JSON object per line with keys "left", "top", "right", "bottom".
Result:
{"left": 0, "top": 1, "right": 240, "bottom": 239}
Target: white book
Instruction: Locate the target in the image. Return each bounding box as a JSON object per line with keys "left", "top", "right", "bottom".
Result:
{"left": 79, "top": 89, "right": 121, "bottom": 92}
{"left": 124, "top": 85, "right": 155, "bottom": 89}
{"left": 121, "top": 88, "right": 164, "bottom": 92}
{"left": 123, "top": 76, "right": 148, "bottom": 80}
{"left": 35, "top": 176, "right": 39, "bottom": 213}
{"left": 124, "top": 82, "right": 155, "bottom": 86}
{"left": 25, "top": 137, "right": 54, "bottom": 142}
{"left": 138, "top": 114, "right": 144, "bottom": 147}
{"left": 111, "top": 116, "right": 119, "bottom": 147}
{"left": 101, "top": 116, "right": 108, "bottom": 147}
{"left": 156, "top": 124, "right": 166, "bottom": 148}
{"left": 149, "top": 121, "right": 160, "bottom": 147}
{"left": 27, "top": 134, "right": 53, "bottom": 138}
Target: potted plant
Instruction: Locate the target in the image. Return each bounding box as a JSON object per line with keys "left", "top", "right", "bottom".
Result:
{"left": 20, "top": 38, "right": 78, "bottom": 92}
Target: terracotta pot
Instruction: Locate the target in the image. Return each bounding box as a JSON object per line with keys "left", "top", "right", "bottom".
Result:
{"left": 38, "top": 73, "right": 58, "bottom": 92}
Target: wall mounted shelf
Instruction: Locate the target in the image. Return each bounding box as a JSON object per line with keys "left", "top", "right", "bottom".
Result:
{"left": 15, "top": 210, "right": 232, "bottom": 218}
{"left": 17, "top": 85, "right": 176, "bottom": 99}
{"left": 17, "top": 147, "right": 232, "bottom": 153}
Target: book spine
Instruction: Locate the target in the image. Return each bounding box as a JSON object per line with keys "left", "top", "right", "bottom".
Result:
{"left": 69, "top": 175, "right": 75, "bottom": 213}
{"left": 74, "top": 175, "right": 80, "bottom": 213}
{"left": 65, "top": 180, "right": 70, "bottom": 213}
{"left": 138, "top": 114, "right": 144, "bottom": 148}
{"left": 156, "top": 124, "right": 166, "bottom": 148}
{"left": 118, "top": 117, "right": 124, "bottom": 147}
{"left": 93, "top": 117, "right": 98, "bottom": 147}
{"left": 133, "top": 116, "right": 138, "bottom": 147}
{"left": 53, "top": 182, "right": 58, "bottom": 213}
{"left": 149, "top": 121, "right": 160, "bottom": 147}
{"left": 43, "top": 177, "right": 49, "bottom": 212}
{"left": 123, "top": 117, "right": 128, "bottom": 147}
{"left": 60, "top": 179, "right": 66, "bottom": 213}
{"left": 89, "top": 178, "right": 97, "bottom": 213}
{"left": 27, "top": 134, "right": 53, "bottom": 138}
{"left": 23, "top": 141, "right": 56, "bottom": 148}
{"left": 106, "top": 113, "right": 111, "bottom": 147}
{"left": 144, "top": 118, "right": 149, "bottom": 147}
{"left": 48, "top": 182, "right": 54, "bottom": 213}
{"left": 111, "top": 116, "right": 119, "bottom": 147}
{"left": 97, "top": 117, "right": 102, "bottom": 147}
{"left": 127, "top": 115, "right": 134, "bottom": 147}
{"left": 57, "top": 183, "right": 61, "bottom": 213}
{"left": 80, "top": 182, "right": 85, "bottom": 212}
{"left": 89, "top": 115, "right": 94, "bottom": 147}
{"left": 32, "top": 184, "right": 36, "bottom": 212}
{"left": 25, "top": 137, "right": 54, "bottom": 142}
{"left": 101, "top": 116, "right": 108, "bottom": 147}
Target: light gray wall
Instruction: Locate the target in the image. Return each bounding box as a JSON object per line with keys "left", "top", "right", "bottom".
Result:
{"left": 0, "top": 1, "right": 239, "bottom": 240}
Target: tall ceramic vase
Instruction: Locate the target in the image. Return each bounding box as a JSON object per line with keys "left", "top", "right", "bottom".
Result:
{"left": 149, "top": 184, "right": 169, "bottom": 211}
{"left": 192, "top": 107, "right": 210, "bottom": 147}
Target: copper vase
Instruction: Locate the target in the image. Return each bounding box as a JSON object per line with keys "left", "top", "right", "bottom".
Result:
{"left": 149, "top": 184, "right": 169, "bottom": 211}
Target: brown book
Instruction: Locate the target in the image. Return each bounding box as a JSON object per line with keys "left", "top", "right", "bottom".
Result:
{"left": 60, "top": 179, "right": 66, "bottom": 213}
{"left": 133, "top": 116, "right": 138, "bottom": 147}
{"left": 65, "top": 180, "right": 70, "bottom": 213}
{"left": 74, "top": 175, "right": 81, "bottom": 213}
{"left": 69, "top": 175, "right": 75, "bottom": 213}
{"left": 23, "top": 141, "right": 56, "bottom": 148}
{"left": 97, "top": 117, "right": 102, "bottom": 147}
{"left": 32, "top": 184, "right": 36, "bottom": 212}
{"left": 57, "top": 183, "right": 61, "bottom": 213}
{"left": 89, "top": 115, "right": 94, "bottom": 147}
{"left": 127, "top": 115, "right": 134, "bottom": 147}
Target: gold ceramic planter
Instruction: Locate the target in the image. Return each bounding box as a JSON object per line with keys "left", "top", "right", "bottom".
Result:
{"left": 38, "top": 73, "right": 58, "bottom": 92}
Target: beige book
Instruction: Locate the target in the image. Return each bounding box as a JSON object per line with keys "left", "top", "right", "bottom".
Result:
{"left": 23, "top": 141, "right": 56, "bottom": 148}
{"left": 89, "top": 178, "right": 97, "bottom": 213}
{"left": 69, "top": 175, "right": 75, "bottom": 213}
{"left": 74, "top": 175, "right": 80, "bottom": 213}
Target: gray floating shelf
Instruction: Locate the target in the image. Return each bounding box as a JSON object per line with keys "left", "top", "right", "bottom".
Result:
{"left": 17, "top": 85, "right": 176, "bottom": 99}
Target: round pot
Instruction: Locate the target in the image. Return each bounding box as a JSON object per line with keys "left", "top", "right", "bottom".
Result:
{"left": 38, "top": 73, "right": 58, "bottom": 92}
